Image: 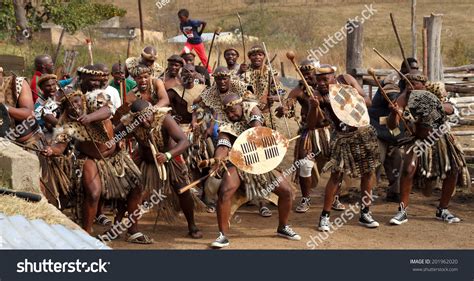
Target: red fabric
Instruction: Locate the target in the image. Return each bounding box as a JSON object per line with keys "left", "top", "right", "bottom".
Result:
{"left": 30, "top": 71, "right": 42, "bottom": 103}
{"left": 182, "top": 42, "right": 212, "bottom": 73}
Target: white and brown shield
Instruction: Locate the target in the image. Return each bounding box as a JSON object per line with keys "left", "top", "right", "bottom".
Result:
{"left": 229, "top": 127, "right": 289, "bottom": 175}
{"left": 329, "top": 84, "right": 369, "bottom": 127}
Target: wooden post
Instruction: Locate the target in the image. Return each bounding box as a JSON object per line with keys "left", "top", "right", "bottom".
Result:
{"left": 280, "top": 61, "right": 285, "bottom": 78}
{"left": 422, "top": 27, "right": 428, "bottom": 77}
{"left": 138, "top": 0, "right": 145, "bottom": 43}
{"left": 346, "top": 20, "right": 363, "bottom": 85}
{"left": 411, "top": 0, "right": 417, "bottom": 58}
{"left": 423, "top": 14, "right": 443, "bottom": 81}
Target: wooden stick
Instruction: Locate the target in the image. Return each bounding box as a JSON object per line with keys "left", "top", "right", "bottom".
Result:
{"left": 411, "top": 0, "right": 417, "bottom": 58}
{"left": 286, "top": 51, "right": 326, "bottom": 126}
{"left": 237, "top": 13, "right": 248, "bottom": 82}
{"left": 373, "top": 48, "right": 415, "bottom": 90}
{"left": 205, "top": 27, "right": 222, "bottom": 71}
{"left": 262, "top": 42, "right": 291, "bottom": 137}
{"left": 367, "top": 68, "right": 413, "bottom": 135}
{"left": 390, "top": 13, "right": 410, "bottom": 71}
{"left": 422, "top": 27, "right": 428, "bottom": 77}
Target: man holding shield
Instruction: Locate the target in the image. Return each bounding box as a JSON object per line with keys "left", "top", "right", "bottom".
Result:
{"left": 309, "top": 65, "right": 380, "bottom": 232}
{"left": 209, "top": 93, "right": 301, "bottom": 248}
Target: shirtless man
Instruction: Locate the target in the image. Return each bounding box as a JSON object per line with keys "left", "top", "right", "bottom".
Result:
{"left": 43, "top": 90, "right": 148, "bottom": 243}
{"left": 126, "top": 63, "right": 170, "bottom": 107}
{"left": 275, "top": 60, "right": 345, "bottom": 213}
{"left": 117, "top": 99, "right": 202, "bottom": 238}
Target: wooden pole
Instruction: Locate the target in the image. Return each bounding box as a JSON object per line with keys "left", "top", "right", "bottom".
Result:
{"left": 422, "top": 27, "right": 428, "bottom": 77}
{"left": 138, "top": 0, "right": 145, "bottom": 43}
{"left": 280, "top": 61, "right": 285, "bottom": 78}
{"left": 390, "top": 13, "right": 410, "bottom": 72}
{"left": 411, "top": 0, "right": 417, "bottom": 59}
{"left": 346, "top": 20, "right": 363, "bottom": 85}
{"left": 423, "top": 14, "right": 443, "bottom": 81}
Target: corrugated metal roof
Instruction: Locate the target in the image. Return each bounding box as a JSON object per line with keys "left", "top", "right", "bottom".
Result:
{"left": 0, "top": 213, "right": 110, "bottom": 250}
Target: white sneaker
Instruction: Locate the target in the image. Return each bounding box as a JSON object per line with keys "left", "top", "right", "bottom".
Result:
{"left": 390, "top": 203, "right": 408, "bottom": 225}
{"left": 277, "top": 225, "right": 301, "bottom": 241}
{"left": 296, "top": 197, "right": 311, "bottom": 213}
{"left": 210, "top": 232, "right": 229, "bottom": 249}
{"left": 359, "top": 211, "right": 379, "bottom": 228}
{"left": 318, "top": 215, "right": 331, "bottom": 232}
{"left": 436, "top": 208, "right": 461, "bottom": 223}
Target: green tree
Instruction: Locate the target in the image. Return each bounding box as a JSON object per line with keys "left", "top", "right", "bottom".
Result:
{"left": 0, "top": 0, "right": 126, "bottom": 40}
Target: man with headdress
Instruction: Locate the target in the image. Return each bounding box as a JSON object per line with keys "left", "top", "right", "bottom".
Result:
{"left": 162, "top": 55, "right": 185, "bottom": 90}
{"left": 275, "top": 60, "right": 344, "bottom": 213}
{"left": 116, "top": 99, "right": 203, "bottom": 238}
{"left": 223, "top": 48, "right": 241, "bottom": 77}
{"left": 126, "top": 62, "right": 169, "bottom": 107}
{"left": 369, "top": 58, "right": 419, "bottom": 202}
{"left": 181, "top": 52, "right": 210, "bottom": 86}
{"left": 209, "top": 93, "right": 301, "bottom": 248}
{"left": 42, "top": 90, "right": 148, "bottom": 242}
{"left": 238, "top": 45, "right": 283, "bottom": 129}
{"left": 309, "top": 64, "right": 380, "bottom": 232}
{"left": 75, "top": 65, "right": 119, "bottom": 119}
{"left": 94, "top": 64, "right": 122, "bottom": 112}
{"left": 387, "top": 71, "right": 466, "bottom": 225}
{"left": 192, "top": 67, "right": 254, "bottom": 147}
{"left": 34, "top": 74, "right": 61, "bottom": 132}
{"left": 30, "top": 54, "right": 54, "bottom": 103}
{"left": 125, "top": 46, "right": 164, "bottom": 79}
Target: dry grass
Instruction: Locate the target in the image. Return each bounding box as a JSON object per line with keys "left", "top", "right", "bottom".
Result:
{"left": 0, "top": 195, "right": 79, "bottom": 229}
{"left": 1, "top": 0, "right": 472, "bottom": 75}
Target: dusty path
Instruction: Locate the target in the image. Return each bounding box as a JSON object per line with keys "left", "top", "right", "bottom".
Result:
{"left": 102, "top": 178, "right": 474, "bottom": 250}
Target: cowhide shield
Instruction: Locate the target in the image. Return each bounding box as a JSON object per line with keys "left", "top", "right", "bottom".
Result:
{"left": 329, "top": 84, "right": 370, "bottom": 127}
{"left": 229, "top": 127, "right": 289, "bottom": 175}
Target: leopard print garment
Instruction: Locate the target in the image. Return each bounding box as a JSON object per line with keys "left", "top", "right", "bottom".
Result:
{"left": 247, "top": 65, "right": 278, "bottom": 99}
{"left": 53, "top": 93, "right": 110, "bottom": 143}
{"left": 218, "top": 101, "right": 260, "bottom": 137}
{"left": 198, "top": 79, "right": 251, "bottom": 124}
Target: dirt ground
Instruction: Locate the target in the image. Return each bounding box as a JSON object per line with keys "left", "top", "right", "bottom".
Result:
{"left": 101, "top": 173, "right": 474, "bottom": 250}
{"left": 96, "top": 110, "right": 474, "bottom": 250}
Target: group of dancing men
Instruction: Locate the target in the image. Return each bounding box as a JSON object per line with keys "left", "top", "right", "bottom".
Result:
{"left": 0, "top": 11, "right": 469, "bottom": 249}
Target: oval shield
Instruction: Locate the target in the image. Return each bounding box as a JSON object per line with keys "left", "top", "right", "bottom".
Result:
{"left": 229, "top": 127, "right": 289, "bottom": 175}
{"left": 329, "top": 84, "right": 370, "bottom": 127}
